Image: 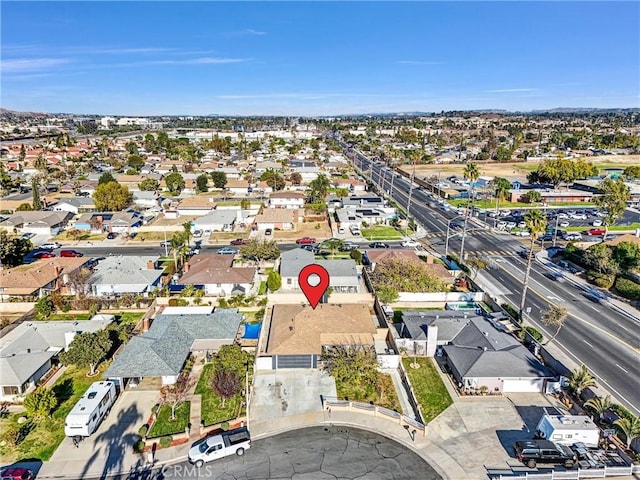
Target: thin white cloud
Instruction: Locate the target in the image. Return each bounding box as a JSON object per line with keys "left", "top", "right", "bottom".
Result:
{"left": 150, "top": 57, "right": 251, "bottom": 65}
{"left": 1, "top": 57, "right": 73, "bottom": 73}
{"left": 215, "top": 92, "right": 416, "bottom": 100}
{"left": 396, "top": 60, "right": 444, "bottom": 66}
{"left": 243, "top": 29, "right": 267, "bottom": 36}
{"left": 486, "top": 88, "right": 539, "bottom": 93}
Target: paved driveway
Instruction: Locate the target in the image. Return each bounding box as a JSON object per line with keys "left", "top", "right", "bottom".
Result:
{"left": 426, "top": 393, "right": 566, "bottom": 478}
{"left": 42, "top": 390, "right": 158, "bottom": 479}
{"left": 250, "top": 369, "right": 336, "bottom": 422}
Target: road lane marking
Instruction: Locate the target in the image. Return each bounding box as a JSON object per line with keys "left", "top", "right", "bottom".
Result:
{"left": 492, "top": 263, "right": 640, "bottom": 354}
{"left": 583, "top": 340, "right": 594, "bottom": 347}
{"left": 615, "top": 364, "right": 630, "bottom": 374}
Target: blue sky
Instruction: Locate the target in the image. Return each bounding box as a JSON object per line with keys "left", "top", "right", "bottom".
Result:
{"left": 2, "top": 2, "right": 638, "bottom": 116}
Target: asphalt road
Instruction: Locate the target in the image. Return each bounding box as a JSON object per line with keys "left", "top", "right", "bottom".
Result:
{"left": 350, "top": 148, "right": 640, "bottom": 415}
{"left": 101, "top": 426, "right": 441, "bottom": 479}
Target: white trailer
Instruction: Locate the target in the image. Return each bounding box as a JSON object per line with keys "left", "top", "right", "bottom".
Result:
{"left": 535, "top": 414, "right": 600, "bottom": 448}
{"left": 64, "top": 381, "right": 117, "bottom": 437}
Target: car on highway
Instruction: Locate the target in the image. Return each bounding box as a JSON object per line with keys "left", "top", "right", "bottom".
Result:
{"left": 518, "top": 248, "right": 531, "bottom": 259}
{"left": 558, "top": 221, "right": 570, "bottom": 228}
{"left": 106, "top": 232, "right": 118, "bottom": 239}
{"left": 586, "top": 228, "right": 605, "bottom": 235}
{"left": 265, "top": 228, "right": 273, "bottom": 235}
{"left": 591, "top": 220, "right": 603, "bottom": 227}
{"left": 401, "top": 239, "right": 420, "bottom": 247}
{"left": 556, "top": 212, "right": 569, "bottom": 219}
{"left": 40, "top": 242, "right": 61, "bottom": 250}
{"left": 544, "top": 271, "right": 563, "bottom": 281}
{"left": 565, "top": 232, "right": 582, "bottom": 241}
{"left": 230, "top": 238, "right": 247, "bottom": 246}
{"left": 295, "top": 237, "right": 316, "bottom": 244}
{"left": 217, "top": 247, "right": 238, "bottom": 255}
{"left": 338, "top": 242, "right": 359, "bottom": 252}
{"left": 369, "top": 242, "right": 389, "bottom": 249}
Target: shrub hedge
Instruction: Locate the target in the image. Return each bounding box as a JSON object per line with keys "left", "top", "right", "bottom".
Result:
{"left": 614, "top": 277, "right": 640, "bottom": 300}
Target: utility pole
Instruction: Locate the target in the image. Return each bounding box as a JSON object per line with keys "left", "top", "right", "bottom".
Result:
{"left": 405, "top": 152, "right": 417, "bottom": 237}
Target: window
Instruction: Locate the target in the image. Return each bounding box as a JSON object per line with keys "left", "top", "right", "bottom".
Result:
{"left": 3, "top": 386, "right": 19, "bottom": 395}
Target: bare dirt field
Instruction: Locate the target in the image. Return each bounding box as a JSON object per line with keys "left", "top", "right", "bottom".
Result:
{"left": 400, "top": 155, "right": 640, "bottom": 182}
{"left": 273, "top": 220, "right": 333, "bottom": 241}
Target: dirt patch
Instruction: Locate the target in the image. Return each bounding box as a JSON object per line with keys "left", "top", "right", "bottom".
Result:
{"left": 273, "top": 220, "right": 332, "bottom": 241}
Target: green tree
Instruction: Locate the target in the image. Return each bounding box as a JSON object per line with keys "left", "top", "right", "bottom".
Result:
{"left": 308, "top": 174, "right": 331, "bottom": 204}
{"left": 34, "top": 295, "right": 55, "bottom": 319}
{"left": 459, "top": 162, "right": 480, "bottom": 260}
{"left": 240, "top": 198, "right": 251, "bottom": 210}
{"left": 614, "top": 415, "right": 640, "bottom": 449}
{"left": 165, "top": 172, "right": 185, "bottom": 194}
{"left": 494, "top": 146, "right": 512, "bottom": 162}
{"left": 320, "top": 344, "right": 378, "bottom": 387}
{"left": 59, "top": 330, "right": 113, "bottom": 375}
{"left": 494, "top": 177, "right": 511, "bottom": 206}
{"left": 210, "top": 171, "right": 228, "bottom": 189}
{"left": 350, "top": 249, "right": 363, "bottom": 264}
{"left": 523, "top": 190, "right": 542, "bottom": 204}
{"left": 335, "top": 187, "right": 350, "bottom": 198}
{"left": 216, "top": 344, "right": 251, "bottom": 378}
{"left": 138, "top": 178, "right": 160, "bottom": 191}
{"left": 623, "top": 165, "right": 640, "bottom": 180}
{"left": 466, "top": 256, "right": 489, "bottom": 280}
{"left": 568, "top": 364, "right": 596, "bottom": 398}
{"left": 267, "top": 271, "right": 282, "bottom": 291}
{"left": 98, "top": 172, "right": 116, "bottom": 185}
{"left": 127, "top": 154, "right": 144, "bottom": 171}
{"left": 0, "top": 170, "right": 13, "bottom": 195}
{"left": 541, "top": 305, "right": 568, "bottom": 344}
{"left": 260, "top": 170, "right": 285, "bottom": 191}
{"left": 376, "top": 285, "right": 399, "bottom": 304}
{"left": 584, "top": 395, "right": 612, "bottom": 421}
{"left": 23, "top": 387, "right": 57, "bottom": 422}
{"left": 93, "top": 181, "right": 132, "bottom": 211}
{"left": 612, "top": 241, "right": 640, "bottom": 270}
{"left": 321, "top": 238, "right": 344, "bottom": 259}
{"left": 182, "top": 221, "right": 192, "bottom": 247}
{"left": 290, "top": 172, "right": 302, "bottom": 186}
{"left": 33, "top": 153, "right": 48, "bottom": 173}
{"left": 583, "top": 243, "right": 618, "bottom": 275}
{"left": 196, "top": 174, "right": 209, "bottom": 193}
{"left": 239, "top": 240, "right": 281, "bottom": 263}
{"left": 0, "top": 231, "right": 32, "bottom": 267}
{"left": 593, "top": 177, "right": 631, "bottom": 241}
{"left": 31, "top": 176, "right": 42, "bottom": 210}
{"left": 371, "top": 257, "right": 444, "bottom": 293}
{"left": 519, "top": 210, "right": 547, "bottom": 319}
{"left": 160, "top": 373, "right": 196, "bottom": 421}
{"left": 16, "top": 202, "right": 33, "bottom": 211}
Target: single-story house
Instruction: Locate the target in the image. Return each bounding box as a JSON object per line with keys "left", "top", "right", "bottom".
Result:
{"left": 262, "top": 303, "right": 379, "bottom": 369}
{"left": 176, "top": 196, "right": 217, "bottom": 216}
{"left": 335, "top": 207, "right": 396, "bottom": 229}
{"left": 178, "top": 254, "right": 258, "bottom": 296}
{"left": 226, "top": 180, "right": 251, "bottom": 195}
{"left": 0, "top": 257, "right": 90, "bottom": 300}
{"left": 0, "top": 211, "right": 72, "bottom": 236}
{"left": 279, "top": 249, "right": 360, "bottom": 293}
{"left": 132, "top": 191, "right": 162, "bottom": 209}
{"left": 191, "top": 210, "right": 238, "bottom": 232}
{"left": 442, "top": 315, "right": 554, "bottom": 393}
{"left": 254, "top": 161, "right": 283, "bottom": 175}
{"left": 104, "top": 309, "right": 244, "bottom": 386}
{"left": 75, "top": 211, "right": 143, "bottom": 233}
{"left": 254, "top": 208, "right": 299, "bottom": 230}
{"left": 88, "top": 255, "right": 163, "bottom": 297}
{"left": 0, "top": 315, "right": 114, "bottom": 401}
{"left": 268, "top": 191, "right": 305, "bottom": 209}
{"left": 341, "top": 195, "right": 386, "bottom": 208}
{"left": 332, "top": 178, "right": 367, "bottom": 192}
{"left": 53, "top": 197, "right": 96, "bottom": 215}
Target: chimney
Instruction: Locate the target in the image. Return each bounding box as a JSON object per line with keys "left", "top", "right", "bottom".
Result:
{"left": 184, "top": 262, "right": 190, "bottom": 273}
{"left": 147, "top": 260, "right": 155, "bottom": 270}
{"left": 143, "top": 316, "right": 150, "bottom": 332}
{"left": 54, "top": 266, "right": 63, "bottom": 277}
{"left": 426, "top": 255, "right": 434, "bottom": 264}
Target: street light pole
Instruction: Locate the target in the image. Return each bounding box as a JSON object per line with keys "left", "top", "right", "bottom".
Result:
{"left": 552, "top": 214, "right": 560, "bottom": 247}
{"left": 445, "top": 215, "right": 465, "bottom": 257}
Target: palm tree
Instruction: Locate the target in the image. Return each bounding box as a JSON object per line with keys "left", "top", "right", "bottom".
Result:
{"left": 519, "top": 210, "right": 547, "bottom": 320}
{"left": 322, "top": 238, "right": 344, "bottom": 259}
{"left": 182, "top": 221, "right": 192, "bottom": 248}
{"left": 541, "top": 305, "right": 568, "bottom": 344}
{"left": 614, "top": 416, "right": 640, "bottom": 449}
{"left": 568, "top": 364, "right": 596, "bottom": 398}
{"left": 584, "top": 395, "right": 612, "bottom": 421}
{"left": 459, "top": 162, "right": 480, "bottom": 260}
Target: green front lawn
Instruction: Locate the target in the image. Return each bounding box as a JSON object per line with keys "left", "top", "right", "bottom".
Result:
{"left": 335, "top": 373, "right": 401, "bottom": 412}
{"left": 148, "top": 401, "right": 191, "bottom": 438}
{"left": 115, "top": 311, "right": 145, "bottom": 324}
{"left": 53, "top": 232, "right": 106, "bottom": 241}
{"left": 0, "top": 365, "right": 102, "bottom": 462}
{"left": 564, "top": 223, "right": 640, "bottom": 233}
{"left": 195, "top": 364, "right": 246, "bottom": 427}
{"left": 46, "top": 313, "right": 91, "bottom": 321}
{"left": 362, "top": 226, "right": 402, "bottom": 240}
{"left": 401, "top": 357, "right": 452, "bottom": 423}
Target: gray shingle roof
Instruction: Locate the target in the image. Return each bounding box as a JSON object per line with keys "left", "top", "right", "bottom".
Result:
{"left": 89, "top": 256, "right": 162, "bottom": 287}
{"left": 401, "top": 310, "right": 470, "bottom": 342}
{"left": 443, "top": 316, "right": 553, "bottom": 379}
{"left": 104, "top": 309, "right": 243, "bottom": 378}
{"left": 280, "top": 250, "right": 358, "bottom": 286}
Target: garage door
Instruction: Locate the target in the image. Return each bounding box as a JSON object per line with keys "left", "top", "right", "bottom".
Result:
{"left": 502, "top": 378, "right": 544, "bottom": 393}
{"left": 273, "top": 355, "right": 317, "bottom": 369}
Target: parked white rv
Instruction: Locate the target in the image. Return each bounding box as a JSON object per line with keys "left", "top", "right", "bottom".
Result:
{"left": 64, "top": 381, "right": 117, "bottom": 437}
{"left": 535, "top": 414, "right": 600, "bottom": 448}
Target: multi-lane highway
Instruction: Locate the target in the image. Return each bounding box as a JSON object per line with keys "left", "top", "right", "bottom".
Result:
{"left": 347, "top": 146, "right": 640, "bottom": 415}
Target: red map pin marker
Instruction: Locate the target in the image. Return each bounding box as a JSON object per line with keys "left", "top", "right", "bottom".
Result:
{"left": 298, "top": 264, "right": 330, "bottom": 309}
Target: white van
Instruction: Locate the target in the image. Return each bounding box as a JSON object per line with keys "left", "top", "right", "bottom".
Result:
{"left": 349, "top": 225, "right": 362, "bottom": 236}
{"left": 65, "top": 381, "right": 117, "bottom": 437}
